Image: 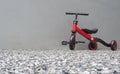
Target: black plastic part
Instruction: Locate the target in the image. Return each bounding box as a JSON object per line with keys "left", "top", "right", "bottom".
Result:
{"left": 94, "top": 37, "right": 111, "bottom": 47}
{"left": 76, "top": 41, "right": 85, "bottom": 43}
{"left": 66, "top": 12, "right": 89, "bottom": 16}
{"left": 73, "top": 20, "right": 78, "bottom": 24}
{"left": 61, "top": 40, "right": 85, "bottom": 45}
{"left": 82, "top": 28, "right": 98, "bottom": 34}
{"left": 66, "top": 12, "right": 89, "bottom": 20}
{"left": 61, "top": 41, "right": 68, "bottom": 45}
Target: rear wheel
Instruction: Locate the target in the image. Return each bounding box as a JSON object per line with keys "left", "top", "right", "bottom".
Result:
{"left": 88, "top": 42, "right": 97, "bottom": 50}
{"left": 110, "top": 40, "right": 117, "bottom": 51}
{"left": 69, "top": 34, "right": 76, "bottom": 50}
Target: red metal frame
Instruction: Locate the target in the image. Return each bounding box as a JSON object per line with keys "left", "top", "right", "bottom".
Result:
{"left": 72, "top": 23, "right": 95, "bottom": 43}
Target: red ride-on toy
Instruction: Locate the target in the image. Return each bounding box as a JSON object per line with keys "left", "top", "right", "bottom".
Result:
{"left": 62, "top": 12, "right": 117, "bottom": 51}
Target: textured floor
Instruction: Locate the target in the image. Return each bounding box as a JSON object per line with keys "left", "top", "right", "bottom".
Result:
{"left": 0, "top": 48, "right": 120, "bottom": 74}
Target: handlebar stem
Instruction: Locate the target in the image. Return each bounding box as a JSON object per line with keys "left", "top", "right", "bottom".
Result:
{"left": 75, "top": 15, "right": 78, "bottom": 20}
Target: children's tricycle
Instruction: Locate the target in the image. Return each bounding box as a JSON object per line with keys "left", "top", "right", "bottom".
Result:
{"left": 62, "top": 12, "right": 117, "bottom": 50}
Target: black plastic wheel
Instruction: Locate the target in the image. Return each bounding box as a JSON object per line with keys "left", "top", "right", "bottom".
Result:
{"left": 61, "top": 41, "right": 67, "bottom": 45}
{"left": 69, "top": 34, "right": 76, "bottom": 50}
{"left": 88, "top": 42, "right": 98, "bottom": 50}
{"left": 110, "top": 40, "right": 117, "bottom": 51}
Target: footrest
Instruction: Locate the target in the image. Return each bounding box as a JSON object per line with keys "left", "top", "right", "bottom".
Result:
{"left": 61, "top": 41, "right": 85, "bottom": 45}
{"left": 61, "top": 41, "right": 68, "bottom": 45}
{"left": 76, "top": 41, "right": 85, "bottom": 43}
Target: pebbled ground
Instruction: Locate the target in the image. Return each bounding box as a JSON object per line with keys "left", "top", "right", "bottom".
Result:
{"left": 0, "top": 48, "right": 120, "bottom": 74}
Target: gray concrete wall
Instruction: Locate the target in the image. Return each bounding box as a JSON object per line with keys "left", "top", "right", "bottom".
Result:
{"left": 0, "top": 0, "right": 119, "bottom": 49}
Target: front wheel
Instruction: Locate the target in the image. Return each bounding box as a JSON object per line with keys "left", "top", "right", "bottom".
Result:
{"left": 88, "top": 42, "right": 98, "bottom": 50}
{"left": 110, "top": 40, "right": 117, "bottom": 51}
{"left": 69, "top": 34, "right": 76, "bottom": 50}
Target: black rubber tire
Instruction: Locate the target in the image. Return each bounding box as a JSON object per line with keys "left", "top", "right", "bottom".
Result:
{"left": 110, "top": 40, "right": 117, "bottom": 51}
{"left": 88, "top": 42, "right": 98, "bottom": 50}
{"left": 61, "top": 41, "right": 67, "bottom": 45}
{"left": 69, "top": 34, "right": 76, "bottom": 50}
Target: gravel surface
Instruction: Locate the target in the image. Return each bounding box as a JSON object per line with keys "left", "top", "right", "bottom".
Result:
{"left": 0, "top": 48, "right": 120, "bottom": 74}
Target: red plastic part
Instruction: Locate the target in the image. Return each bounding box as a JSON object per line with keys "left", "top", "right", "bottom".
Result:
{"left": 71, "top": 24, "right": 95, "bottom": 43}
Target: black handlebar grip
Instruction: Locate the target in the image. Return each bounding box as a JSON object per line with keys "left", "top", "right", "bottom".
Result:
{"left": 66, "top": 12, "right": 89, "bottom": 16}
{"left": 79, "top": 13, "right": 89, "bottom": 16}
{"left": 66, "top": 12, "right": 75, "bottom": 15}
